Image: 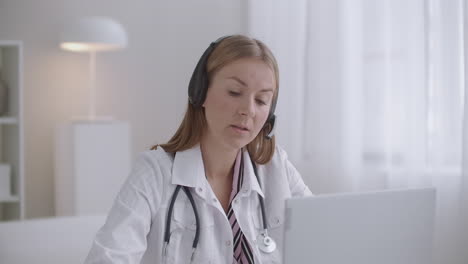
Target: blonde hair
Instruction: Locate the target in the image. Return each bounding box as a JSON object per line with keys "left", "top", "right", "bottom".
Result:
{"left": 151, "top": 35, "right": 279, "bottom": 164}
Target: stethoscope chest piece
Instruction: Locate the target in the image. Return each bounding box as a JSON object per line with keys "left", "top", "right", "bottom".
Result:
{"left": 256, "top": 233, "right": 276, "bottom": 253}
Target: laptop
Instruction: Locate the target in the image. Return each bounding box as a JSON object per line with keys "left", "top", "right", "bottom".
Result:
{"left": 283, "top": 188, "right": 436, "bottom": 264}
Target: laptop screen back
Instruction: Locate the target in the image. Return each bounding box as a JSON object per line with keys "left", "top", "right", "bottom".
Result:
{"left": 283, "top": 188, "right": 436, "bottom": 264}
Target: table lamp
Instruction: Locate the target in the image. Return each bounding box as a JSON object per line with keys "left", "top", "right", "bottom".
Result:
{"left": 59, "top": 16, "right": 128, "bottom": 121}
{"left": 56, "top": 18, "right": 131, "bottom": 217}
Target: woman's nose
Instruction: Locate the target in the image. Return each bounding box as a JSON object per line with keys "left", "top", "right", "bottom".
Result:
{"left": 238, "top": 98, "right": 255, "bottom": 117}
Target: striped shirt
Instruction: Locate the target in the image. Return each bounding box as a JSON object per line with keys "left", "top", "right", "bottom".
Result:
{"left": 228, "top": 150, "right": 255, "bottom": 264}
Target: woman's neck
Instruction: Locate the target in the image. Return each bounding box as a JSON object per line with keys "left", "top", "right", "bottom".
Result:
{"left": 199, "top": 137, "right": 239, "bottom": 181}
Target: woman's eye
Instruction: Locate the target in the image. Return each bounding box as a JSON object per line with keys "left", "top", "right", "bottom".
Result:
{"left": 256, "top": 99, "right": 267, "bottom": 105}
{"left": 229, "top": 91, "right": 241, "bottom": 96}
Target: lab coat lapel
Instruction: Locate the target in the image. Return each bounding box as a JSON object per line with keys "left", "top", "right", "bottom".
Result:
{"left": 172, "top": 144, "right": 206, "bottom": 189}
{"left": 242, "top": 149, "right": 265, "bottom": 198}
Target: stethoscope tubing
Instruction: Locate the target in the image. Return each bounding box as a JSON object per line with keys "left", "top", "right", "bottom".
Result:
{"left": 164, "top": 185, "right": 200, "bottom": 255}
{"left": 252, "top": 161, "right": 268, "bottom": 231}
{"left": 163, "top": 152, "right": 271, "bottom": 259}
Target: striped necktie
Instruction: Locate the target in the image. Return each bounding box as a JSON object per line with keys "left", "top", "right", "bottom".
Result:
{"left": 228, "top": 153, "right": 255, "bottom": 264}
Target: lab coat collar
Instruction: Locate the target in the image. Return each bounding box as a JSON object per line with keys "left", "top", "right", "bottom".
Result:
{"left": 172, "top": 144, "right": 206, "bottom": 188}
{"left": 171, "top": 144, "right": 265, "bottom": 198}
{"left": 241, "top": 149, "right": 265, "bottom": 198}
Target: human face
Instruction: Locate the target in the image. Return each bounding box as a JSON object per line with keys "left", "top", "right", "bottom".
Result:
{"left": 202, "top": 58, "right": 276, "bottom": 151}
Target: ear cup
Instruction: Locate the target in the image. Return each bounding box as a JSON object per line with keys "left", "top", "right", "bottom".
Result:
{"left": 265, "top": 114, "right": 276, "bottom": 139}
{"left": 188, "top": 42, "right": 216, "bottom": 107}
{"left": 188, "top": 36, "right": 230, "bottom": 107}
{"left": 264, "top": 86, "right": 278, "bottom": 139}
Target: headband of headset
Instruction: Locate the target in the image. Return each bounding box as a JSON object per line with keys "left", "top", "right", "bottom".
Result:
{"left": 188, "top": 35, "right": 277, "bottom": 138}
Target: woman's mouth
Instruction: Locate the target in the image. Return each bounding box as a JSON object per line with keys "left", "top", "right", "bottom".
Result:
{"left": 231, "top": 125, "right": 249, "bottom": 133}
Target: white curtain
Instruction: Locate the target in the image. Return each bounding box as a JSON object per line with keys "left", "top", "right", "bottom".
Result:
{"left": 248, "top": 0, "right": 468, "bottom": 263}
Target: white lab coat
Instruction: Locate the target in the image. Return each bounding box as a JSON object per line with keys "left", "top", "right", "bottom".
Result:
{"left": 85, "top": 144, "right": 312, "bottom": 264}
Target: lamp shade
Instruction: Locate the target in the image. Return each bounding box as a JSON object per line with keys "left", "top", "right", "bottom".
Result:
{"left": 60, "top": 17, "right": 128, "bottom": 52}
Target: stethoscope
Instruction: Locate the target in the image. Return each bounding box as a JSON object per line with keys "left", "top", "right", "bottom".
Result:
{"left": 163, "top": 153, "right": 277, "bottom": 262}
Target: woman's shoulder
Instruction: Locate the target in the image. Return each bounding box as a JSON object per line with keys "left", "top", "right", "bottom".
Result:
{"left": 257, "top": 144, "right": 290, "bottom": 173}
{"left": 139, "top": 146, "right": 174, "bottom": 166}
{"left": 266, "top": 144, "right": 313, "bottom": 196}
{"left": 127, "top": 146, "right": 175, "bottom": 184}
{"left": 267, "top": 144, "right": 290, "bottom": 165}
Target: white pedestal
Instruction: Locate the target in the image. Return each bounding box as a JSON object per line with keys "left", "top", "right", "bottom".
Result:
{"left": 54, "top": 120, "right": 131, "bottom": 216}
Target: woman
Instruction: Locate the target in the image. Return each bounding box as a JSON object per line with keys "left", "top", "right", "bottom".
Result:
{"left": 85, "top": 35, "right": 312, "bottom": 264}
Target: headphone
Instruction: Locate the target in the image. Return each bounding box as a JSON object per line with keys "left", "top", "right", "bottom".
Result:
{"left": 187, "top": 36, "right": 277, "bottom": 139}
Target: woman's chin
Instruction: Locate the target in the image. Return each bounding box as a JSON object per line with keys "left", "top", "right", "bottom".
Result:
{"left": 224, "top": 137, "right": 252, "bottom": 150}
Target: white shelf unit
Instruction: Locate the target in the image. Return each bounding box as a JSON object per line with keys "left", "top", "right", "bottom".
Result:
{"left": 0, "top": 41, "right": 24, "bottom": 221}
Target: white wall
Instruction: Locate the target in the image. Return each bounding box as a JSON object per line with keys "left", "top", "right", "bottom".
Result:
{"left": 0, "top": 0, "right": 247, "bottom": 218}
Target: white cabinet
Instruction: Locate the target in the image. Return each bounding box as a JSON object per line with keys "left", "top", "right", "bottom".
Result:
{"left": 54, "top": 121, "right": 131, "bottom": 216}
{"left": 0, "top": 41, "right": 24, "bottom": 221}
